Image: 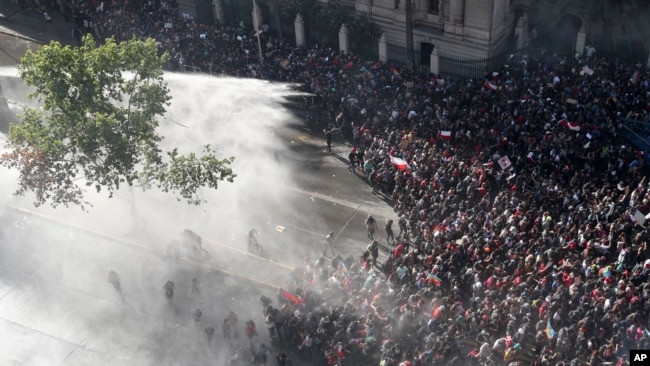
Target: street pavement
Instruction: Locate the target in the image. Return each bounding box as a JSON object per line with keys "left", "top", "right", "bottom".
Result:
{"left": 0, "top": 7, "right": 399, "bottom": 365}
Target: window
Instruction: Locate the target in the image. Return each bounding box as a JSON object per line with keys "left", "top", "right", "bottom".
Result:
{"left": 428, "top": 0, "right": 440, "bottom": 14}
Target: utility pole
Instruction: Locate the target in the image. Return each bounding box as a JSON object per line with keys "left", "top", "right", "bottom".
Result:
{"left": 253, "top": 0, "right": 264, "bottom": 66}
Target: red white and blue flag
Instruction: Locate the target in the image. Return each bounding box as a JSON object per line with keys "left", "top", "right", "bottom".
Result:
{"left": 437, "top": 130, "right": 452, "bottom": 141}
{"left": 389, "top": 155, "right": 411, "bottom": 172}
{"left": 559, "top": 119, "right": 580, "bottom": 131}
{"left": 483, "top": 80, "right": 497, "bottom": 91}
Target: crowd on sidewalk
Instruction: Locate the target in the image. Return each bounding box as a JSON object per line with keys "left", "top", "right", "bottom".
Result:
{"left": 80, "top": 0, "right": 650, "bottom": 365}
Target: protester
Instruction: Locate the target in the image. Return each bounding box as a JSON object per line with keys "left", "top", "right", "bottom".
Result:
{"left": 87, "top": 2, "right": 650, "bottom": 365}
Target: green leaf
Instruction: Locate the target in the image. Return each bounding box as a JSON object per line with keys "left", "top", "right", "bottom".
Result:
{"left": 0, "top": 35, "right": 235, "bottom": 209}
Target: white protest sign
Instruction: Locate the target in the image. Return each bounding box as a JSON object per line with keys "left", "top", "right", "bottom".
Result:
{"left": 498, "top": 156, "right": 512, "bottom": 170}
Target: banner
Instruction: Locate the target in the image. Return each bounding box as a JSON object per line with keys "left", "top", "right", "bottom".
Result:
{"left": 498, "top": 156, "right": 512, "bottom": 170}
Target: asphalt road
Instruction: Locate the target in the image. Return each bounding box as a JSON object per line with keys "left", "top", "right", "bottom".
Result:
{"left": 0, "top": 7, "right": 399, "bottom": 365}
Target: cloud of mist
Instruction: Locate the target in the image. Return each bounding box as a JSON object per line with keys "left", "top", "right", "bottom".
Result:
{"left": 0, "top": 70, "right": 306, "bottom": 365}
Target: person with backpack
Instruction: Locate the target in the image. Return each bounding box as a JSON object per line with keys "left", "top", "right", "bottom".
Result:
{"left": 368, "top": 240, "right": 380, "bottom": 267}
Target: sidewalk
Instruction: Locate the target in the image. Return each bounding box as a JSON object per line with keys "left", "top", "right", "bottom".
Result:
{"left": 0, "top": 0, "right": 74, "bottom": 66}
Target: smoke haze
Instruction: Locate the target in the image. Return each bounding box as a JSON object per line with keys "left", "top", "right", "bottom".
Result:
{"left": 0, "top": 70, "right": 308, "bottom": 365}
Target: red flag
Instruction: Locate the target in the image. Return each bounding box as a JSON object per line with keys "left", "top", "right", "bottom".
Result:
{"left": 283, "top": 290, "right": 304, "bottom": 305}
{"left": 483, "top": 80, "right": 497, "bottom": 91}
{"left": 437, "top": 130, "right": 452, "bottom": 141}
{"left": 559, "top": 119, "right": 580, "bottom": 131}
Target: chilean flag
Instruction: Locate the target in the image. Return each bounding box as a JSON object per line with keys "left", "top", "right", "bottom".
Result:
{"left": 437, "top": 130, "right": 452, "bottom": 141}
{"left": 559, "top": 119, "right": 580, "bottom": 131}
{"left": 390, "top": 155, "right": 411, "bottom": 172}
{"left": 483, "top": 80, "right": 497, "bottom": 91}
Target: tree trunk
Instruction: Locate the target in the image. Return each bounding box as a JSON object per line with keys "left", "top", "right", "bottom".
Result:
{"left": 405, "top": 0, "right": 415, "bottom": 67}
{"left": 271, "top": 0, "right": 283, "bottom": 38}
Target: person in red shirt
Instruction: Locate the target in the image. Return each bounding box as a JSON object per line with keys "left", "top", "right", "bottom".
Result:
{"left": 393, "top": 242, "right": 405, "bottom": 259}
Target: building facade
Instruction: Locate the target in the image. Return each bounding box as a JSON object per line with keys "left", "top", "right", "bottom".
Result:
{"left": 353, "top": 0, "right": 516, "bottom": 62}
{"left": 208, "top": 0, "right": 650, "bottom": 70}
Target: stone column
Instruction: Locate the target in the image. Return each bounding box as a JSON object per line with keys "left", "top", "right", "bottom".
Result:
{"left": 295, "top": 13, "right": 306, "bottom": 47}
{"left": 378, "top": 33, "right": 388, "bottom": 63}
{"left": 515, "top": 12, "right": 528, "bottom": 49}
{"left": 212, "top": 0, "right": 224, "bottom": 24}
{"left": 252, "top": 0, "right": 262, "bottom": 32}
{"left": 451, "top": 0, "right": 465, "bottom": 25}
{"left": 339, "top": 24, "right": 350, "bottom": 54}
{"left": 575, "top": 24, "right": 587, "bottom": 56}
{"left": 430, "top": 46, "right": 439, "bottom": 75}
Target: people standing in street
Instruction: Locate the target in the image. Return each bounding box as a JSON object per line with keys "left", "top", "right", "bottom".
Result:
{"left": 188, "top": 277, "right": 202, "bottom": 306}
{"left": 352, "top": 123, "right": 360, "bottom": 147}
{"left": 348, "top": 148, "right": 356, "bottom": 173}
{"left": 108, "top": 270, "right": 124, "bottom": 302}
{"left": 227, "top": 310, "right": 239, "bottom": 339}
{"left": 323, "top": 231, "right": 336, "bottom": 257}
{"left": 397, "top": 214, "right": 408, "bottom": 239}
{"left": 276, "top": 352, "right": 292, "bottom": 366}
{"left": 163, "top": 280, "right": 175, "bottom": 304}
{"left": 365, "top": 215, "right": 377, "bottom": 240}
{"left": 222, "top": 318, "right": 232, "bottom": 344}
{"left": 368, "top": 240, "right": 380, "bottom": 267}
{"left": 326, "top": 129, "right": 333, "bottom": 152}
{"left": 385, "top": 219, "right": 395, "bottom": 246}
{"left": 204, "top": 326, "right": 215, "bottom": 349}
{"left": 192, "top": 308, "right": 202, "bottom": 327}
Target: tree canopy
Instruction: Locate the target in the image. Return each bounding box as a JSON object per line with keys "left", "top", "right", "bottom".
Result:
{"left": 1, "top": 36, "right": 236, "bottom": 209}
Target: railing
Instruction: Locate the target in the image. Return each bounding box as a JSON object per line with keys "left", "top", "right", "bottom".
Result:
{"left": 181, "top": 65, "right": 202, "bottom": 73}
{"left": 621, "top": 118, "right": 650, "bottom": 152}
{"left": 440, "top": 52, "right": 510, "bottom": 79}
{"left": 386, "top": 43, "right": 421, "bottom": 68}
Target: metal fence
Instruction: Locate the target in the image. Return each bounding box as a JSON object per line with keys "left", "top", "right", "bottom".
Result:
{"left": 439, "top": 52, "right": 510, "bottom": 79}
{"left": 386, "top": 43, "right": 420, "bottom": 68}
{"left": 621, "top": 118, "right": 650, "bottom": 153}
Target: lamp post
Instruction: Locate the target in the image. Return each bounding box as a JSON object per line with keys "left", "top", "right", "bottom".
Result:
{"left": 253, "top": 0, "right": 264, "bottom": 66}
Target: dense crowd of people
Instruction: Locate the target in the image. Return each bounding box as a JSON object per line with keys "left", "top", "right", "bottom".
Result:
{"left": 76, "top": 0, "right": 650, "bottom": 365}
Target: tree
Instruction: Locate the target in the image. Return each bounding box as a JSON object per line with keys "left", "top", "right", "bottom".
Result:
{"left": 279, "top": 0, "right": 317, "bottom": 25}
{"left": 0, "top": 36, "right": 236, "bottom": 209}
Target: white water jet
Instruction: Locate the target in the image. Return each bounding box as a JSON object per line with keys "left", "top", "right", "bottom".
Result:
{"left": 0, "top": 70, "right": 307, "bottom": 365}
